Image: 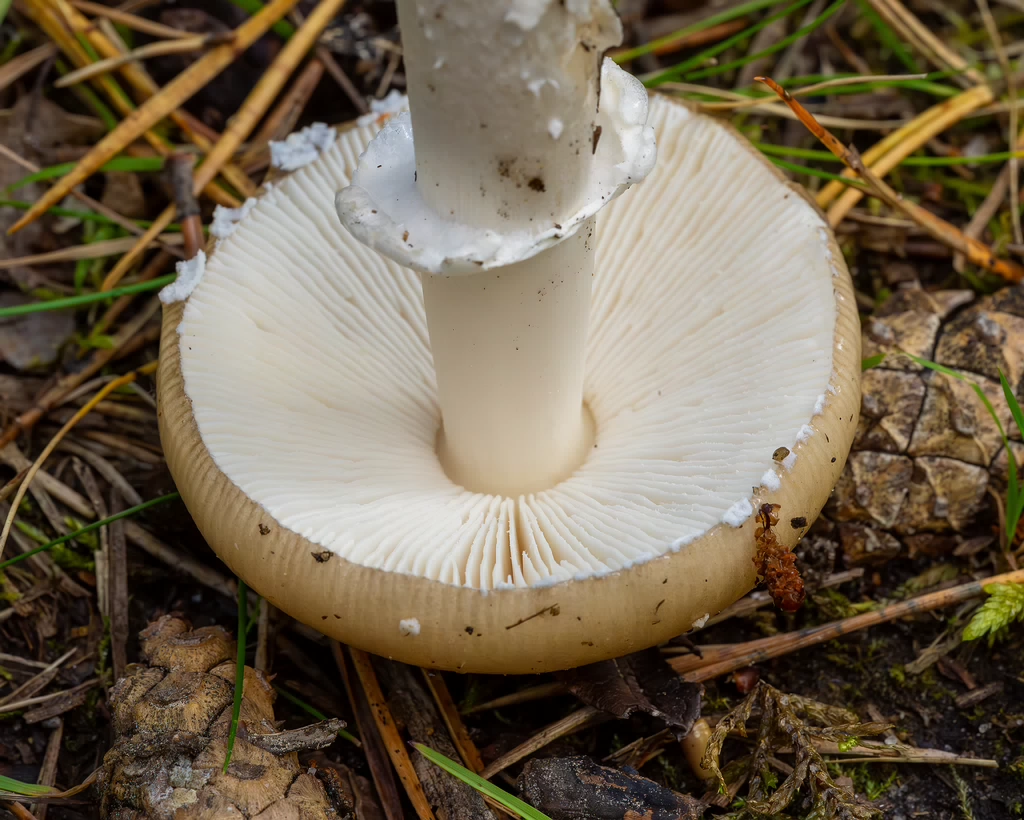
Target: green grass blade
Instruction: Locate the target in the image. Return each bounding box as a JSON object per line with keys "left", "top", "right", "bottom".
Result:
{"left": 999, "top": 369, "right": 1024, "bottom": 438}
{"left": 55, "top": 58, "right": 118, "bottom": 131}
{"left": 0, "top": 274, "right": 176, "bottom": 319}
{"left": 770, "top": 158, "right": 872, "bottom": 189}
{"left": 862, "top": 354, "right": 887, "bottom": 370}
{"left": 412, "top": 743, "right": 553, "bottom": 820}
{"left": 683, "top": 0, "right": 847, "bottom": 83}
{"left": 224, "top": 579, "right": 248, "bottom": 772}
{"left": 0, "top": 199, "right": 184, "bottom": 231}
{"left": 273, "top": 686, "right": 361, "bottom": 745}
{"left": 758, "top": 143, "right": 1024, "bottom": 166}
{"left": 0, "top": 0, "right": 13, "bottom": 26}
{"left": 646, "top": 0, "right": 817, "bottom": 86}
{"left": 854, "top": 0, "right": 922, "bottom": 72}
{"left": 225, "top": 0, "right": 296, "bottom": 39}
{"left": 0, "top": 493, "right": 181, "bottom": 572}
{"left": 0, "top": 775, "right": 55, "bottom": 797}
{"left": 614, "top": 0, "right": 788, "bottom": 64}
{"left": 8, "top": 157, "right": 166, "bottom": 192}
{"left": 998, "top": 370, "right": 1024, "bottom": 541}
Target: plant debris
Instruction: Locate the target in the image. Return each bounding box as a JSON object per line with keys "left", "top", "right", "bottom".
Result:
{"left": 703, "top": 682, "right": 891, "bottom": 819}
{"left": 518, "top": 756, "right": 705, "bottom": 820}
{"left": 556, "top": 648, "right": 702, "bottom": 738}
{"left": 753, "top": 503, "right": 806, "bottom": 613}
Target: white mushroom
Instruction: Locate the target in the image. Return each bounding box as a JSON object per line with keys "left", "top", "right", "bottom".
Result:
{"left": 157, "top": 0, "right": 860, "bottom": 674}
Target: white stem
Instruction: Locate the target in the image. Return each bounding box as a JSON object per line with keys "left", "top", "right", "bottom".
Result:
{"left": 392, "top": 0, "right": 619, "bottom": 494}
{"left": 396, "top": 0, "right": 616, "bottom": 230}
{"left": 423, "top": 220, "right": 597, "bottom": 496}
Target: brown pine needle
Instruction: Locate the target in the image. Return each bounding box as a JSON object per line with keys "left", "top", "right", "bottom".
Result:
{"left": 672, "top": 567, "right": 1024, "bottom": 682}
{"left": 54, "top": 36, "right": 223, "bottom": 88}
{"left": 421, "top": 670, "right": 487, "bottom": 774}
{"left": 0, "top": 43, "right": 57, "bottom": 95}
{"left": 53, "top": 0, "right": 254, "bottom": 203}
{"left": 0, "top": 234, "right": 184, "bottom": 270}
{"left": 0, "top": 361, "right": 159, "bottom": 561}
{"left": 866, "top": 0, "right": 985, "bottom": 85}
{"left": 100, "top": 208, "right": 176, "bottom": 292}
{"left": 478, "top": 706, "right": 605, "bottom": 781}
{"left": 756, "top": 76, "right": 1024, "bottom": 282}
{"left": 19, "top": 0, "right": 242, "bottom": 208}
{"left": 348, "top": 649, "right": 437, "bottom": 820}
{"left": 9, "top": 0, "right": 301, "bottom": 236}
{"left": 69, "top": 0, "right": 199, "bottom": 40}
{"left": 816, "top": 84, "right": 995, "bottom": 215}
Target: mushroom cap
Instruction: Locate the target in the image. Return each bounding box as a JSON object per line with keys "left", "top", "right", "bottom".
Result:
{"left": 157, "top": 95, "right": 860, "bottom": 674}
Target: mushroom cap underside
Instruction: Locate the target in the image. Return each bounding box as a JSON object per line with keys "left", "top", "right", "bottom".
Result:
{"left": 157, "top": 94, "right": 861, "bottom": 674}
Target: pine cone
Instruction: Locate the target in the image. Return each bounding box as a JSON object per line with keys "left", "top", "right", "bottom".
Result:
{"left": 829, "top": 284, "right": 1024, "bottom": 564}
{"left": 98, "top": 615, "right": 346, "bottom": 819}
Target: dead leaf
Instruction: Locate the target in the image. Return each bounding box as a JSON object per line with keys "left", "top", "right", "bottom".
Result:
{"left": 518, "top": 756, "right": 705, "bottom": 820}
{"left": 556, "top": 648, "right": 702, "bottom": 738}
{"left": 0, "top": 295, "right": 75, "bottom": 370}
{"left": 101, "top": 172, "right": 147, "bottom": 220}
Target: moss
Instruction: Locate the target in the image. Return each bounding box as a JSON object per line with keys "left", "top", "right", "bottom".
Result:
{"left": 890, "top": 664, "right": 907, "bottom": 685}
{"left": 850, "top": 764, "right": 899, "bottom": 800}
{"left": 49, "top": 544, "right": 95, "bottom": 572}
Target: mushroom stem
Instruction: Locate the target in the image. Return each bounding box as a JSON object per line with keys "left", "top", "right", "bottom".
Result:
{"left": 393, "top": 0, "right": 618, "bottom": 494}
{"left": 423, "top": 220, "right": 597, "bottom": 496}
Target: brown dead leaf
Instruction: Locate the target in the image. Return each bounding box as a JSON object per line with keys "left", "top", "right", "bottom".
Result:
{"left": 0, "top": 295, "right": 75, "bottom": 370}
{"left": 556, "top": 648, "right": 702, "bottom": 739}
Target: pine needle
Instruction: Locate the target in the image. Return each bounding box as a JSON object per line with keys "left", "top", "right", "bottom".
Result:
{"left": 224, "top": 579, "right": 248, "bottom": 772}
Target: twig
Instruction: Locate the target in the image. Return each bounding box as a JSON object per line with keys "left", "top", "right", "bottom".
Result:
{"left": 9, "top": 0, "right": 303, "bottom": 234}
{"left": 254, "top": 598, "right": 271, "bottom": 674}
{"left": 33, "top": 719, "right": 63, "bottom": 820}
{"left": 0, "top": 678, "right": 99, "bottom": 714}
{"left": 673, "top": 567, "right": 1024, "bottom": 682}
{"left": 317, "top": 46, "right": 368, "bottom": 114}
{"left": 91, "top": 250, "right": 173, "bottom": 337}
{"left": 168, "top": 153, "right": 203, "bottom": 257}
{"left": 479, "top": 707, "right": 606, "bottom": 781}
{"left": 422, "top": 670, "right": 487, "bottom": 774}
{"left": 240, "top": 58, "right": 325, "bottom": 169}
{"left": 461, "top": 681, "right": 569, "bottom": 715}
{"left": 107, "top": 490, "right": 129, "bottom": 681}
{"left": 348, "top": 648, "right": 437, "bottom": 820}
{"left": 757, "top": 76, "right": 1024, "bottom": 282}
{"left": 331, "top": 643, "right": 405, "bottom": 820}
{"left": 976, "top": 0, "right": 1021, "bottom": 246}
{"left": 0, "top": 649, "right": 77, "bottom": 708}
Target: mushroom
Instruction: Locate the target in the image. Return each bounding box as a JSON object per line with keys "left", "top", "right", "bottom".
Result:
{"left": 157, "top": 0, "right": 860, "bottom": 674}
